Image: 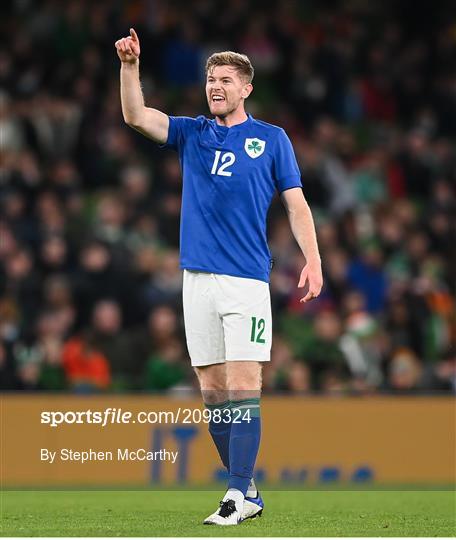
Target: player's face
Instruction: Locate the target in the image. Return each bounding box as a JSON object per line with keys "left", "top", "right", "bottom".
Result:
{"left": 206, "top": 65, "right": 252, "bottom": 118}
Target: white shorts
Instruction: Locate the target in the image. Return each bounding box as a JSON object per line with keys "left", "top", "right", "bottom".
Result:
{"left": 182, "top": 270, "right": 272, "bottom": 367}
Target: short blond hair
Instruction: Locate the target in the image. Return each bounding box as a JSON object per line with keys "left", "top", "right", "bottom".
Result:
{"left": 205, "top": 51, "right": 254, "bottom": 83}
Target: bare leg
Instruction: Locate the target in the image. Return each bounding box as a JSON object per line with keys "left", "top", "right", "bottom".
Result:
{"left": 226, "top": 361, "right": 262, "bottom": 401}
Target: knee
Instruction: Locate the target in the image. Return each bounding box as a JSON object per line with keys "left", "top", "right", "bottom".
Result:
{"left": 227, "top": 367, "right": 262, "bottom": 393}
{"left": 194, "top": 367, "right": 225, "bottom": 390}
{"left": 194, "top": 366, "right": 228, "bottom": 403}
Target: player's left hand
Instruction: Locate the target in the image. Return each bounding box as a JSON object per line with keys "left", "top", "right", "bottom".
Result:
{"left": 298, "top": 261, "right": 323, "bottom": 302}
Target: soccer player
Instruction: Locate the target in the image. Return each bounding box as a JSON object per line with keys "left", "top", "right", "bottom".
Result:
{"left": 115, "top": 28, "right": 323, "bottom": 526}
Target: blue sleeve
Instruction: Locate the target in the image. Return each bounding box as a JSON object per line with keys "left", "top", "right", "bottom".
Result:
{"left": 272, "top": 129, "right": 302, "bottom": 193}
{"left": 161, "top": 116, "right": 197, "bottom": 151}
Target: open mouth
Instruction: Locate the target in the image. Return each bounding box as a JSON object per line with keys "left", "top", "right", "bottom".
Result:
{"left": 211, "top": 95, "right": 225, "bottom": 103}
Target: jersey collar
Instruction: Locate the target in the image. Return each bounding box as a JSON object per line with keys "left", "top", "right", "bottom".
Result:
{"left": 213, "top": 113, "right": 253, "bottom": 132}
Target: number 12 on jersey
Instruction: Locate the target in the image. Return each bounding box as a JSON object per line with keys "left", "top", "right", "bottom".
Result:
{"left": 211, "top": 151, "right": 235, "bottom": 177}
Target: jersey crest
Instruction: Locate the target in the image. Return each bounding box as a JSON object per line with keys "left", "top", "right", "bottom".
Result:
{"left": 244, "top": 138, "right": 266, "bottom": 159}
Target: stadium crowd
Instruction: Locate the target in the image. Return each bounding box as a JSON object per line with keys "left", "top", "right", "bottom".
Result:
{"left": 1, "top": 0, "right": 455, "bottom": 394}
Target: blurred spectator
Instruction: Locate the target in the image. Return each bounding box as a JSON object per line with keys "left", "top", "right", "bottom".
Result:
{"left": 39, "top": 236, "right": 69, "bottom": 274}
{"left": 433, "top": 351, "right": 456, "bottom": 393}
{"left": 120, "top": 164, "right": 154, "bottom": 220}
{"left": 88, "top": 299, "right": 136, "bottom": 390}
{"left": 143, "top": 250, "right": 183, "bottom": 308}
{"left": 341, "top": 308, "right": 384, "bottom": 390}
{"left": 264, "top": 336, "right": 310, "bottom": 393}
{"left": 299, "top": 311, "right": 351, "bottom": 392}
{"left": 13, "top": 310, "right": 68, "bottom": 390}
{"left": 140, "top": 305, "right": 189, "bottom": 391}
{"left": 2, "top": 247, "right": 41, "bottom": 330}
{"left": 72, "top": 240, "right": 127, "bottom": 324}
{"left": 384, "top": 348, "right": 425, "bottom": 394}
{"left": 0, "top": 91, "right": 25, "bottom": 151}
{"left": 347, "top": 239, "right": 388, "bottom": 313}
{"left": 62, "top": 332, "right": 111, "bottom": 392}
{"left": 162, "top": 23, "right": 203, "bottom": 86}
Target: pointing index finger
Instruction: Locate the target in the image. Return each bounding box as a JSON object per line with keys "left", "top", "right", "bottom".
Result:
{"left": 130, "top": 28, "right": 139, "bottom": 42}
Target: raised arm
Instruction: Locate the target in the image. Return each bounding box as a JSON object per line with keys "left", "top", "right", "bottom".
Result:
{"left": 281, "top": 187, "right": 323, "bottom": 302}
{"left": 115, "top": 28, "right": 169, "bottom": 144}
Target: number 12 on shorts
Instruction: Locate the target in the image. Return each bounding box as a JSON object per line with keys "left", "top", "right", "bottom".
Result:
{"left": 250, "top": 316, "right": 266, "bottom": 344}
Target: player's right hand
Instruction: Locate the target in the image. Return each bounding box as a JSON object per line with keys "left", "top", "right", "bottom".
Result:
{"left": 115, "top": 28, "right": 140, "bottom": 64}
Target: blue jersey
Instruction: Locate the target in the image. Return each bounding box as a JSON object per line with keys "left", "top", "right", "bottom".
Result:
{"left": 162, "top": 113, "right": 302, "bottom": 282}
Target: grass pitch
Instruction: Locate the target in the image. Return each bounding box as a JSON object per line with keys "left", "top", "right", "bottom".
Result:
{"left": 1, "top": 489, "right": 455, "bottom": 536}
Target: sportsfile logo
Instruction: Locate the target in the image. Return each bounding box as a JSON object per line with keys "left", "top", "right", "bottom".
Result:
{"left": 42, "top": 408, "right": 137, "bottom": 428}
{"left": 41, "top": 407, "right": 251, "bottom": 427}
